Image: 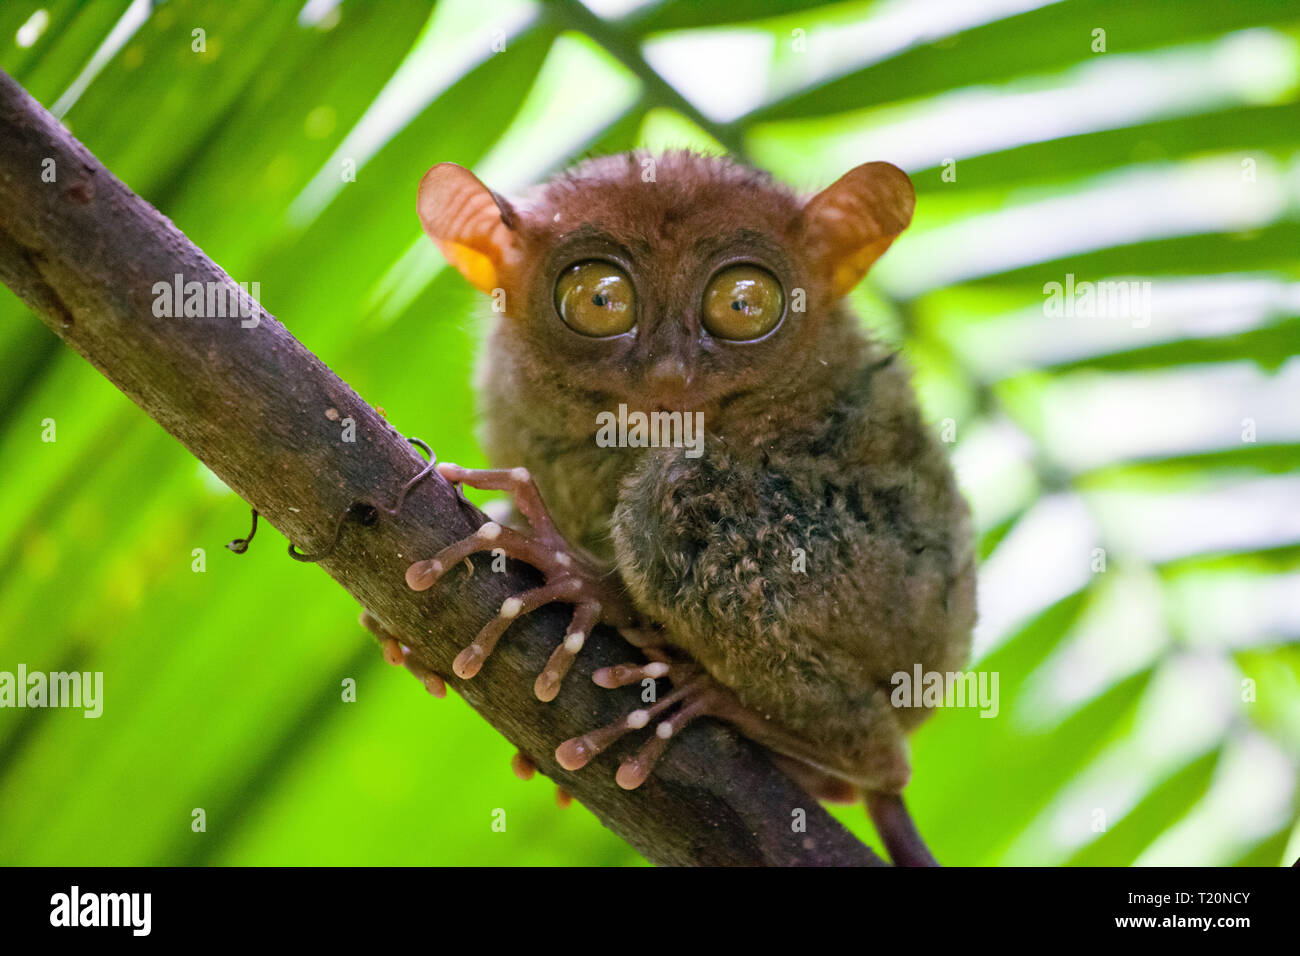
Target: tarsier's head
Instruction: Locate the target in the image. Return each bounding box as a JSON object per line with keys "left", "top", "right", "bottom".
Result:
{"left": 418, "top": 150, "right": 913, "bottom": 423}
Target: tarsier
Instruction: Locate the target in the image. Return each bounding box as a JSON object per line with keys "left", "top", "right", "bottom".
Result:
{"left": 379, "top": 150, "right": 976, "bottom": 864}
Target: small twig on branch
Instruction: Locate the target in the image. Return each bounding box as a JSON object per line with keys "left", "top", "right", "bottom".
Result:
{"left": 0, "top": 69, "right": 884, "bottom": 866}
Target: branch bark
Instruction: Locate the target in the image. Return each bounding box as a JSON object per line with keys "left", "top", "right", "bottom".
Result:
{"left": 0, "top": 69, "right": 883, "bottom": 866}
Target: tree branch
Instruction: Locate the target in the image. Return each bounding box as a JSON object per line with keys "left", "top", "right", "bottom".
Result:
{"left": 0, "top": 69, "right": 883, "bottom": 866}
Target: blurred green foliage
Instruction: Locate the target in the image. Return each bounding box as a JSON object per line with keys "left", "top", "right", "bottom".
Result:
{"left": 0, "top": 0, "right": 1296, "bottom": 866}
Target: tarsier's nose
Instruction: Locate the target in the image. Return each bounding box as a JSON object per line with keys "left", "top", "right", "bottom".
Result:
{"left": 644, "top": 356, "right": 693, "bottom": 408}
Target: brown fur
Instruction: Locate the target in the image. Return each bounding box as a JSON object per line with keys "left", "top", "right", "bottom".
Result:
{"left": 427, "top": 150, "right": 976, "bottom": 790}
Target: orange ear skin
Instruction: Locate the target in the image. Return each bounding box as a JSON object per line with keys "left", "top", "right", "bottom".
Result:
{"left": 417, "top": 163, "right": 520, "bottom": 294}
{"left": 801, "top": 161, "right": 915, "bottom": 297}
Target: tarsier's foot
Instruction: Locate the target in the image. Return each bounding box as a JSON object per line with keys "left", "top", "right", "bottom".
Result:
{"left": 560, "top": 646, "right": 938, "bottom": 865}
{"left": 405, "top": 463, "right": 636, "bottom": 702}
{"left": 556, "top": 651, "right": 796, "bottom": 791}
{"left": 360, "top": 610, "right": 447, "bottom": 698}
{"left": 553, "top": 657, "right": 701, "bottom": 790}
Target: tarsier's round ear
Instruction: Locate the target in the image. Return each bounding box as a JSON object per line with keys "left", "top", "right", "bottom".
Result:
{"left": 417, "top": 162, "right": 520, "bottom": 294}
{"left": 800, "top": 162, "right": 915, "bottom": 297}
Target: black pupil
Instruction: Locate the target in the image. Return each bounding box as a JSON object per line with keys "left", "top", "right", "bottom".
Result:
{"left": 592, "top": 293, "right": 607, "bottom": 307}
{"left": 731, "top": 299, "right": 745, "bottom": 311}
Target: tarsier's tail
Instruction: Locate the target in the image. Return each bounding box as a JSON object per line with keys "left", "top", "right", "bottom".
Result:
{"left": 866, "top": 791, "right": 940, "bottom": 867}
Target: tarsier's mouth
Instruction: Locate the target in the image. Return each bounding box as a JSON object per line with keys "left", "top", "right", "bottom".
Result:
{"left": 599, "top": 399, "right": 703, "bottom": 417}
{"left": 649, "top": 402, "right": 694, "bottom": 415}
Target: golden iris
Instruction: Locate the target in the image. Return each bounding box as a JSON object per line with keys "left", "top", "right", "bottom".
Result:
{"left": 702, "top": 265, "right": 783, "bottom": 340}
{"left": 555, "top": 260, "right": 635, "bottom": 336}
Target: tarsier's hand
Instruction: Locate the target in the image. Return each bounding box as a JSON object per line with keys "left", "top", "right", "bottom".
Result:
{"left": 404, "top": 462, "right": 637, "bottom": 702}
{"left": 556, "top": 641, "right": 876, "bottom": 797}
{"left": 397, "top": 462, "right": 783, "bottom": 792}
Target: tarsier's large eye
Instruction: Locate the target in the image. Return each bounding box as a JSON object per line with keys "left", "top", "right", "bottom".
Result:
{"left": 554, "top": 260, "right": 635, "bottom": 337}
{"left": 702, "top": 265, "right": 784, "bottom": 340}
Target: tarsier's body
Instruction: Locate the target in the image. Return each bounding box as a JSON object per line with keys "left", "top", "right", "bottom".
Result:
{"left": 402, "top": 152, "right": 975, "bottom": 849}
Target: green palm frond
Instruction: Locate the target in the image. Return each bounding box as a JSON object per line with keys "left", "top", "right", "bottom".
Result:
{"left": 1, "top": 0, "right": 1295, "bottom": 866}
